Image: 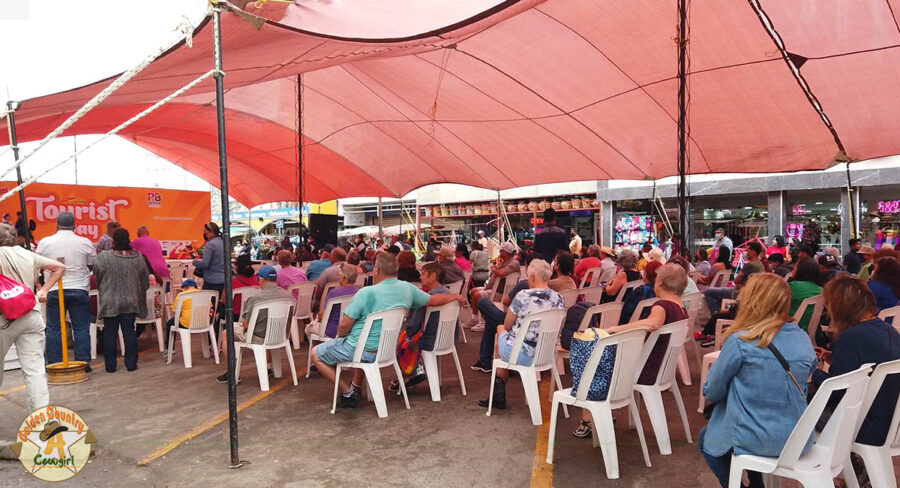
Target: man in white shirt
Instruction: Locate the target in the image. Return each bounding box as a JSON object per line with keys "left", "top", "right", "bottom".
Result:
{"left": 36, "top": 212, "right": 97, "bottom": 371}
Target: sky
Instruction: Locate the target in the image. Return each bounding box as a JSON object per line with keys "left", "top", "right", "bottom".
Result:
{"left": 0, "top": 0, "right": 211, "bottom": 191}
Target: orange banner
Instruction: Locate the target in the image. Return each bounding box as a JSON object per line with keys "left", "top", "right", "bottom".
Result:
{"left": 0, "top": 182, "right": 210, "bottom": 256}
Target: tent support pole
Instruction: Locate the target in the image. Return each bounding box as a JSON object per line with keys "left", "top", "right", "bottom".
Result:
{"left": 211, "top": 6, "right": 242, "bottom": 469}
{"left": 4, "top": 105, "right": 32, "bottom": 249}
{"left": 297, "top": 73, "right": 304, "bottom": 234}
{"left": 676, "top": 0, "right": 690, "bottom": 254}
{"left": 378, "top": 197, "right": 384, "bottom": 241}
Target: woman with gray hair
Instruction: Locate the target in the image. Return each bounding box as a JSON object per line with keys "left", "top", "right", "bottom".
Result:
{"left": 0, "top": 223, "right": 66, "bottom": 411}
{"left": 601, "top": 248, "right": 642, "bottom": 303}
{"left": 478, "top": 258, "right": 566, "bottom": 410}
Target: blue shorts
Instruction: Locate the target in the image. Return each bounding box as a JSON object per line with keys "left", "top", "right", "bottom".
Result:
{"left": 497, "top": 331, "right": 534, "bottom": 367}
{"left": 315, "top": 337, "right": 376, "bottom": 366}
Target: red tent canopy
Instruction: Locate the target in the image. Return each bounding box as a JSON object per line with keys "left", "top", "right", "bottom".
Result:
{"left": 2, "top": 0, "right": 899, "bottom": 206}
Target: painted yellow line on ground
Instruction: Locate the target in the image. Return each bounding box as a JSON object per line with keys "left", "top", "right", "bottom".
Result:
{"left": 530, "top": 378, "right": 554, "bottom": 488}
{"left": 0, "top": 384, "right": 26, "bottom": 398}
{"left": 137, "top": 374, "right": 299, "bottom": 467}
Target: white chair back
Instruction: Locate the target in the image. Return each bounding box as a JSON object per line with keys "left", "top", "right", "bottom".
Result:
{"left": 446, "top": 280, "right": 465, "bottom": 295}
{"left": 354, "top": 272, "right": 367, "bottom": 288}
{"left": 234, "top": 286, "right": 262, "bottom": 304}
{"left": 352, "top": 308, "right": 407, "bottom": 365}
{"left": 173, "top": 290, "right": 218, "bottom": 330}
{"left": 712, "top": 319, "right": 734, "bottom": 352}
{"left": 578, "top": 267, "right": 603, "bottom": 288}
{"left": 775, "top": 364, "right": 872, "bottom": 472}
{"left": 581, "top": 284, "right": 605, "bottom": 304}
{"left": 289, "top": 282, "right": 317, "bottom": 319}
{"left": 507, "top": 308, "right": 566, "bottom": 369}
{"left": 316, "top": 294, "right": 355, "bottom": 337}
{"left": 615, "top": 279, "right": 643, "bottom": 303}
{"left": 720, "top": 298, "right": 737, "bottom": 312}
{"left": 877, "top": 305, "right": 900, "bottom": 332}
{"left": 320, "top": 281, "right": 340, "bottom": 301}
{"left": 586, "top": 328, "right": 648, "bottom": 404}
{"left": 709, "top": 269, "right": 731, "bottom": 288}
{"left": 853, "top": 359, "right": 900, "bottom": 451}
{"left": 681, "top": 292, "right": 703, "bottom": 326}
{"left": 501, "top": 272, "right": 521, "bottom": 298}
{"left": 793, "top": 294, "right": 825, "bottom": 343}
{"left": 629, "top": 297, "right": 659, "bottom": 323}
{"left": 560, "top": 288, "right": 581, "bottom": 309}
{"left": 139, "top": 285, "right": 163, "bottom": 321}
{"left": 461, "top": 270, "right": 473, "bottom": 291}
{"left": 423, "top": 301, "right": 461, "bottom": 353}
{"left": 635, "top": 320, "right": 689, "bottom": 388}
{"left": 245, "top": 298, "right": 294, "bottom": 345}
{"left": 578, "top": 302, "right": 625, "bottom": 332}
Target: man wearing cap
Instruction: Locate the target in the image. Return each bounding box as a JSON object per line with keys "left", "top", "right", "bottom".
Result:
{"left": 36, "top": 212, "right": 97, "bottom": 370}
{"left": 477, "top": 230, "right": 489, "bottom": 250}
{"left": 464, "top": 242, "right": 520, "bottom": 330}
{"left": 305, "top": 245, "right": 334, "bottom": 281}
{"left": 95, "top": 221, "right": 120, "bottom": 254}
{"left": 437, "top": 244, "right": 465, "bottom": 285}
{"left": 842, "top": 238, "right": 862, "bottom": 275}
{"left": 598, "top": 246, "right": 617, "bottom": 283}
{"left": 817, "top": 253, "right": 845, "bottom": 286}
{"left": 216, "top": 266, "right": 292, "bottom": 383}
{"left": 569, "top": 229, "right": 582, "bottom": 256}
{"left": 858, "top": 245, "right": 876, "bottom": 281}
{"left": 533, "top": 208, "right": 568, "bottom": 263}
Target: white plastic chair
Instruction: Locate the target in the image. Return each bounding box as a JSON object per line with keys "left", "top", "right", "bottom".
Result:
{"left": 629, "top": 297, "right": 659, "bottom": 323}
{"left": 135, "top": 285, "right": 165, "bottom": 352}
{"left": 844, "top": 359, "right": 900, "bottom": 488}
{"left": 560, "top": 288, "right": 581, "bottom": 309}
{"left": 234, "top": 298, "right": 297, "bottom": 391}
{"left": 545, "top": 328, "right": 652, "bottom": 479}
{"left": 88, "top": 289, "right": 124, "bottom": 359}
{"left": 793, "top": 295, "right": 825, "bottom": 344}
{"left": 578, "top": 267, "right": 603, "bottom": 288}
{"left": 166, "top": 290, "right": 219, "bottom": 368}
{"left": 697, "top": 319, "right": 734, "bottom": 413}
{"left": 727, "top": 364, "right": 872, "bottom": 488}
{"left": 708, "top": 269, "right": 731, "bottom": 289}
{"left": 677, "top": 292, "right": 704, "bottom": 386}
{"left": 421, "top": 301, "right": 466, "bottom": 402}
{"left": 556, "top": 302, "right": 623, "bottom": 376}
{"left": 496, "top": 272, "right": 521, "bottom": 308}
{"left": 330, "top": 308, "right": 409, "bottom": 418}
{"left": 219, "top": 286, "right": 262, "bottom": 354}
{"left": 581, "top": 284, "right": 605, "bottom": 304}
{"left": 486, "top": 308, "right": 567, "bottom": 426}
{"left": 615, "top": 279, "right": 643, "bottom": 303}
{"left": 305, "top": 294, "right": 354, "bottom": 378}
{"left": 288, "top": 282, "right": 316, "bottom": 350}
{"left": 446, "top": 280, "right": 464, "bottom": 295}
{"left": 877, "top": 305, "right": 900, "bottom": 333}
{"left": 633, "top": 319, "right": 693, "bottom": 455}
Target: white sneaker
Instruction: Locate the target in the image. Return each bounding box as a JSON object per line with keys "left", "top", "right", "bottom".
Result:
{"left": 463, "top": 316, "right": 481, "bottom": 329}
{"left": 470, "top": 323, "right": 485, "bottom": 332}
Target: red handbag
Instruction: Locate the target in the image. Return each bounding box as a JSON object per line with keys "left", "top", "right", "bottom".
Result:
{"left": 0, "top": 273, "right": 36, "bottom": 320}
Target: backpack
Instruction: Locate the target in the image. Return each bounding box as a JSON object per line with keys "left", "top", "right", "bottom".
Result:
{"left": 560, "top": 301, "right": 595, "bottom": 350}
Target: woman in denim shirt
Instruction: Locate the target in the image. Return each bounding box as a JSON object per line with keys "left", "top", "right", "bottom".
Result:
{"left": 699, "top": 273, "right": 817, "bottom": 488}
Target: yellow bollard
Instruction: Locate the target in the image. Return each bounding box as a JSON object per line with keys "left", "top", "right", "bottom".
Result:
{"left": 46, "top": 280, "right": 88, "bottom": 384}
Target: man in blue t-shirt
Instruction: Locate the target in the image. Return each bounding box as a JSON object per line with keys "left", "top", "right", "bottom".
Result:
{"left": 311, "top": 253, "right": 465, "bottom": 408}
{"left": 305, "top": 244, "right": 334, "bottom": 281}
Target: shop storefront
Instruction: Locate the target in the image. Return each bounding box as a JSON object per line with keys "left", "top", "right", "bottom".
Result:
{"left": 693, "top": 194, "right": 768, "bottom": 250}
{"left": 784, "top": 190, "right": 842, "bottom": 251}
{"left": 859, "top": 186, "right": 900, "bottom": 250}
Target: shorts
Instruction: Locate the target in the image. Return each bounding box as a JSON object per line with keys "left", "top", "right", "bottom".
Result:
{"left": 497, "top": 331, "right": 534, "bottom": 367}
{"left": 315, "top": 337, "right": 376, "bottom": 365}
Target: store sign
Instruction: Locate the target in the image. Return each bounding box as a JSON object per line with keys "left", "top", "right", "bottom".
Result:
{"left": 530, "top": 217, "right": 545, "bottom": 225}
{"left": 877, "top": 200, "right": 900, "bottom": 214}
{"left": 791, "top": 204, "right": 808, "bottom": 216}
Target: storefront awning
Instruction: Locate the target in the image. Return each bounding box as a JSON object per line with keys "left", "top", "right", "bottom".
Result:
{"left": 3, "top": 1, "right": 900, "bottom": 207}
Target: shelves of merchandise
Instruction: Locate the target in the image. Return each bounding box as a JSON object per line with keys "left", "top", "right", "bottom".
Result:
{"left": 420, "top": 194, "right": 600, "bottom": 218}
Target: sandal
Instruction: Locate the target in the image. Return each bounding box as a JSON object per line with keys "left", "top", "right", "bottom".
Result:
{"left": 388, "top": 378, "right": 402, "bottom": 393}
{"left": 572, "top": 421, "right": 593, "bottom": 438}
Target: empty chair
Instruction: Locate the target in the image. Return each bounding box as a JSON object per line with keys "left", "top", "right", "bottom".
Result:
{"left": 330, "top": 308, "right": 410, "bottom": 418}
{"left": 727, "top": 364, "right": 872, "bottom": 488}
{"left": 633, "top": 319, "right": 693, "bottom": 455}
{"left": 305, "top": 294, "right": 354, "bottom": 378}
{"left": 486, "top": 309, "right": 567, "bottom": 426}
{"left": 845, "top": 359, "right": 900, "bottom": 488}
{"left": 288, "top": 282, "right": 316, "bottom": 350}
{"left": 546, "top": 329, "right": 652, "bottom": 479}
{"left": 134, "top": 285, "right": 165, "bottom": 352}
{"left": 234, "top": 299, "right": 297, "bottom": 391}
{"left": 420, "top": 301, "right": 466, "bottom": 401}
{"left": 166, "top": 290, "right": 219, "bottom": 368}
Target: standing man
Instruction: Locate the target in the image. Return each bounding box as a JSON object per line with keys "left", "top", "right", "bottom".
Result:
{"left": 533, "top": 208, "right": 568, "bottom": 264}
{"left": 842, "top": 238, "right": 862, "bottom": 275}
{"left": 36, "top": 212, "right": 97, "bottom": 372}
{"left": 712, "top": 227, "right": 733, "bottom": 254}
{"left": 390, "top": 235, "right": 404, "bottom": 253}
{"left": 477, "top": 230, "right": 489, "bottom": 250}
{"left": 569, "top": 229, "right": 582, "bottom": 256}
{"left": 131, "top": 225, "right": 170, "bottom": 281}
{"left": 95, "top": 220, "right": 119, "bottom": 253}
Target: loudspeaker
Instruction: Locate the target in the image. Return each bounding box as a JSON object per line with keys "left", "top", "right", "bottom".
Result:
{"left": 308, "top": 213, "right": 338, "bottom": 249}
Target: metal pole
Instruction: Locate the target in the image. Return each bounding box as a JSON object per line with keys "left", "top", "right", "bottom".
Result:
{"left": 211, "top": 6, "right": 242, "bottom": 469}
{"left": 5, "top": 104, "right": 32, "bottom": 248}
{"left": 676, "top": 0, "right": 690, "bottom": 253}
{"left": 377, "top": 197, "right": 384, "bottom": 241}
